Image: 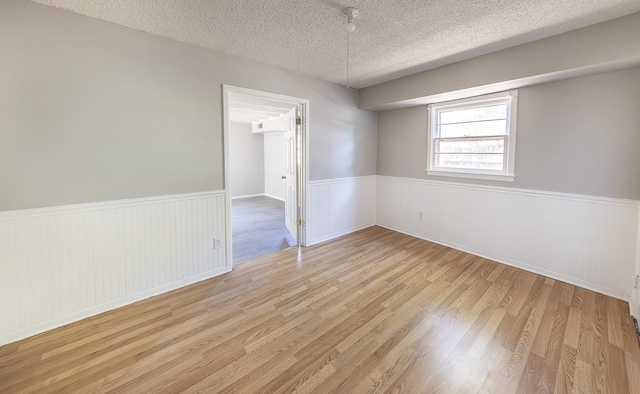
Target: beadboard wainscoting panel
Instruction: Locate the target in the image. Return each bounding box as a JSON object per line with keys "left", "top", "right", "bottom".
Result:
{"left": 0, "top": 191, "right": 228, "bottom": 346}
{"left": 377, "top": 176, "right": 640, "bottom": 304}
{"left": 306, "top": 176, "right": 376, "bottom": 246}
{"left": 635, "top": 208, "right": 640, "bottom": 317}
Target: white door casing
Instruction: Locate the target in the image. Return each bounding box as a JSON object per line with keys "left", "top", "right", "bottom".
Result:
{"left": 222, "top": 85, "right": 309, "bottom": 268}
{"left": 283, "top": 106, "right": 298, "bottom": 244}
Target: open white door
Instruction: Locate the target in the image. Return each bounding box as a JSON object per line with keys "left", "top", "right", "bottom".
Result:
{"left": 283, "top": 106, "right": 299, "bottom": 244}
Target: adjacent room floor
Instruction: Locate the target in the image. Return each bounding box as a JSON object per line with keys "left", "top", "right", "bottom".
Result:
{"left": 1, "top": 226, "right": 639, "bottom": 393}
{"left": 232, "top": 196, "right": 296, "bottom": 264}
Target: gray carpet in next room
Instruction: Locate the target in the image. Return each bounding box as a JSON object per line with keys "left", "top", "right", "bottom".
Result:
{"left": 232, "top": 196, "right": 297, "bottom": 263}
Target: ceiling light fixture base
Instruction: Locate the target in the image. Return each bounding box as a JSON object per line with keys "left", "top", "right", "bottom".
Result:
{"left": 342, "top": 7, "right": 359, "bottom": 20}
{"left": 343, "top": 7, "right": 359, "bottom": 33}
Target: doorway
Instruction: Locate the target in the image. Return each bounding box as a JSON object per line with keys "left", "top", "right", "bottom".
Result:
{"left": 222, "top": 86, "right": 309, "bottom": 268}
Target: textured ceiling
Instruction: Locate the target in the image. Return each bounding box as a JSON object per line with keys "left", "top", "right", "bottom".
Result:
{"left": 30, "top": 0, "right": 640, "bottom": 88}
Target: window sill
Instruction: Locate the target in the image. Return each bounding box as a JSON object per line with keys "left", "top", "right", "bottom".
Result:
{"left": 426, "top": 169, "right": 515, "bottom": 182}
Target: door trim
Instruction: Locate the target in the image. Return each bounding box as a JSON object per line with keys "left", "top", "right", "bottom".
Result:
{"left": 222, "top": 85, "right": 310, "bottom": 270}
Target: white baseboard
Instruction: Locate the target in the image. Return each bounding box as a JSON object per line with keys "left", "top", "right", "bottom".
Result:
{"left": 264, "top": 193, "right": 285, "bottom": 202}
{"left": 306, "top": 224, "right": 376, "bottom": 247}
{"left": 231, "top": 193, "right": 265, "bottom": 200}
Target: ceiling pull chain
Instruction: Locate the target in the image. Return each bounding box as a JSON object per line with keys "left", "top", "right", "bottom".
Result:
{"left": 342, "top": 7, "right": 358, "bottom": 89}
{"left": 347, "top": 32, "right": 350, "bottom": 88}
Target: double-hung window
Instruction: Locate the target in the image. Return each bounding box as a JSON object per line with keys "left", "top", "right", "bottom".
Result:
{"left": 427, "top": 90, "right": 518, "bottom": 182}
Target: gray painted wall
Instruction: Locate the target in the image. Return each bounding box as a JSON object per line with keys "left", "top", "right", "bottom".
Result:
{"left": 229, "top": 122, "right": 264, "bottom": 198}
{"left": 0, "top": 0, "right": 377, "bottom": 212}
{"left": 377, "top": 68, "right": 640, "bottom": 200}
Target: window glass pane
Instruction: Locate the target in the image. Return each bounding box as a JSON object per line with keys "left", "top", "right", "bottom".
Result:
{"left": 439, "top": 104, "right": 507, "bottom": 124}
{"left": 435, "top": 153, "right": 504, "bottom": 170}
{"left": 439, "top": 119, "right": 506, "bottom": 138}
{"left": 437, "top": 138, "right": 504, "bottom": 154}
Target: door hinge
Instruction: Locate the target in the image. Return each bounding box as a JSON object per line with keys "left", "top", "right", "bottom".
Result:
{"left": 297, "top": 219, "right": 305, "bottom": 227}
{"left": 296, "top": 116, "right": 302, "bottom": 126}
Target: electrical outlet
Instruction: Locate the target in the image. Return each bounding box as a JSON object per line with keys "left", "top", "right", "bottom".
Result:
{"left": 214, "top": 239, "right": 221, "bottom": 249}
{"left": 419, "top": 212, "right": 423, "bottom": 220}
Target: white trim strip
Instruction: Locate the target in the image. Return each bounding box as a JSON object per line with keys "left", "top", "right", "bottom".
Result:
{"left": 0, "top": 191, "right": 225, "bottom": 221}
{"left": 378, "top": 175, "right": 640, "bottom": 208}
{"left": 231, "top": 193, "right": 266, "bottom": 200}
{"left": 308, "top": 175, "right": 377, "bottom": 185}
{"left": 306, "top": 224, "right": 376, "bottom": 247}
{"left": 426, "top": 170, "right": 515, "bottom": 182}
{"left": 264, "top": 194, "right": 285, "bottom": 202}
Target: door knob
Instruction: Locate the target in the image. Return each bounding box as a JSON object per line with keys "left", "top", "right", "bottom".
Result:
{"left": 281, "top": 175, "right": 286, "bottom": 179}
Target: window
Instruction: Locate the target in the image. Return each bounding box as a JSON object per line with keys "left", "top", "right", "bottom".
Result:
{"left": 427, "top": 91, "right": 517, "bottom": 182}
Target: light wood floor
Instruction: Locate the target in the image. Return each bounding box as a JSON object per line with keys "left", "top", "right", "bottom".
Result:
{"left": 232, "top": 196, "right": 296, "bottom": 263}
{"left": 1, "top": 226, "right": 639, "bottom": 393}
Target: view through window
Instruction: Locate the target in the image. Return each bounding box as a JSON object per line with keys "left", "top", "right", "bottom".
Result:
{"left": 427, "top": 91, "right": 517, "bottom": 181}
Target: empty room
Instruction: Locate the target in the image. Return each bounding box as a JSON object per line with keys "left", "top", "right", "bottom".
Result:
{"left": 228, "top": 91, "right": 299, "bottom": 264}
{"left": 1, "top": 0, "right": 639, "bottom": 393}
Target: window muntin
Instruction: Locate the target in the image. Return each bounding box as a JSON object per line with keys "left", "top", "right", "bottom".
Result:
{"left": 427, "top": 91, "right": 517, "bottom": 181}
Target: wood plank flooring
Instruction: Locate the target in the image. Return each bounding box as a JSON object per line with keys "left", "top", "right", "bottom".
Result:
{"left": 232, "top": 196, "right": 296, "bottom": 263}
{"left": 1, "top": 226, "right": 639, "bottom": 393}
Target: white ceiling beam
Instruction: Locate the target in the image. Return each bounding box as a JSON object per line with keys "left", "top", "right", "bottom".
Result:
{"left": 228, "top": 93, "right": 297, "bottom": 110}
{"left": 229, "top": 102, "right": 290, "bottom": 113}
{"left": 229, "top": 113, "right": 270, "bottom": 122}
{"left": 229, "top": 107, "right": 285, "bottom": 117}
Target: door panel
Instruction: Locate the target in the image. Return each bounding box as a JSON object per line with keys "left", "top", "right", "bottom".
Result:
{"left": 283, "top": 106, "right": 298, "bottom": 244}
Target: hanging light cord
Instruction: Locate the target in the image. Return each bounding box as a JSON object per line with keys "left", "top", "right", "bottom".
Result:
{"left": 346, "top": 32, "right": 350, "bottom": 88}
{"left": 343, "top": 7, "right": 358, "bottom": 89}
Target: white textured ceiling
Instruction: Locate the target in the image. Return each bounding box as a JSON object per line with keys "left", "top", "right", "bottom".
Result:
{"left": 31, "top": 0, "right": 640, "bottom": 88}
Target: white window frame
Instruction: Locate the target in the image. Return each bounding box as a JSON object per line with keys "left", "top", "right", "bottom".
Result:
{"left": 426, "top": 90, "right": 518, "bottom": 182}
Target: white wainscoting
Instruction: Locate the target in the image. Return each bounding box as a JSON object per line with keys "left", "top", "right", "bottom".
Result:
{"left": 634, "top": 208, "right": 640, "bottom": 317}
{"left": 377, "top": 176, "right": 640, "bottom": 305}
{"left": 0, "top": 191, "right": 228, "bottom": 346}
{"left": 306, "top": 176, "right": 376, "bottom": 246}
